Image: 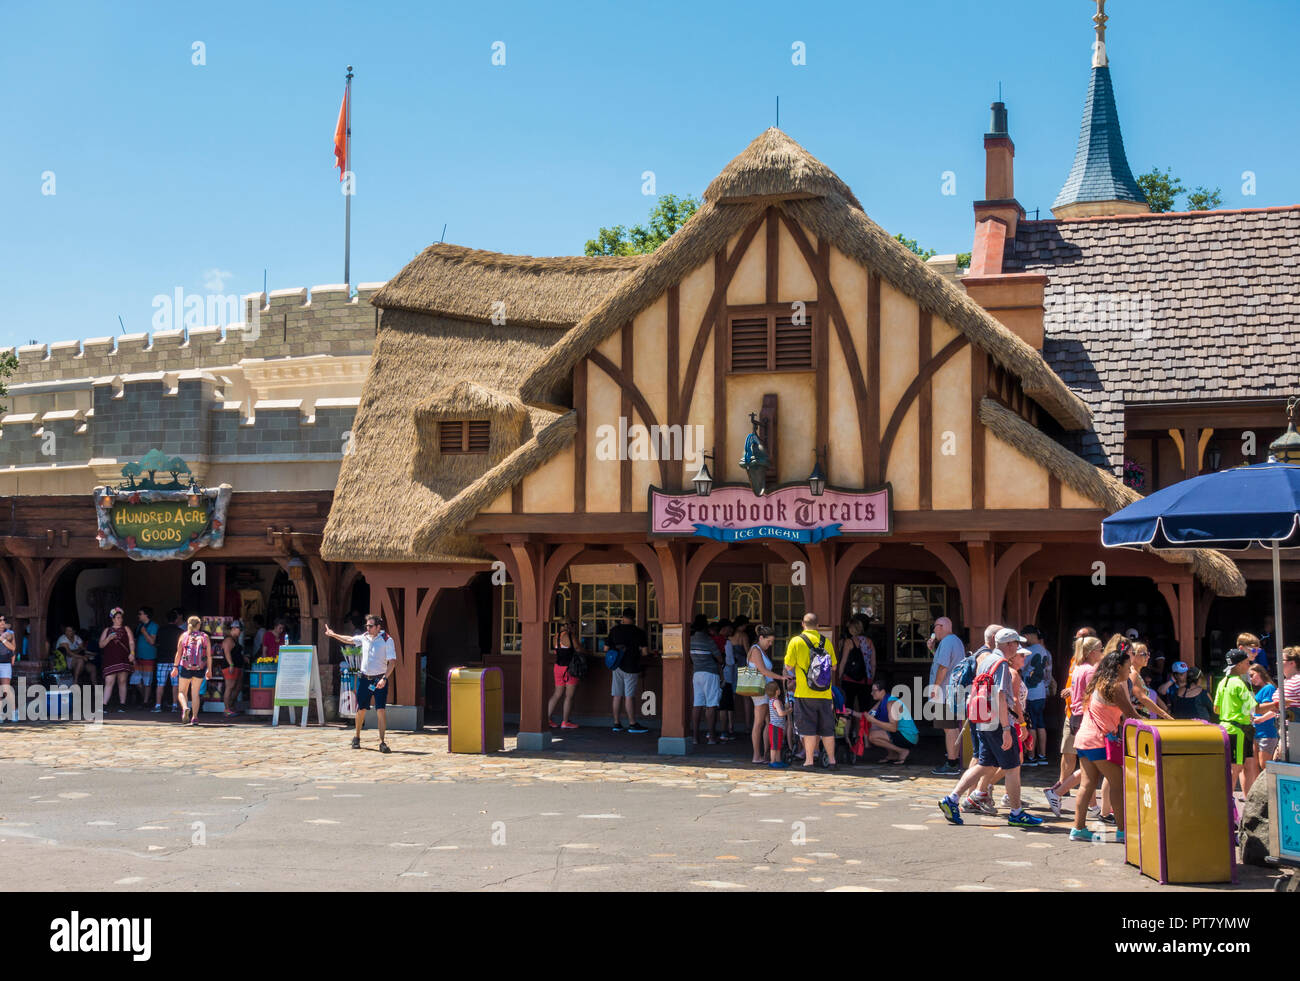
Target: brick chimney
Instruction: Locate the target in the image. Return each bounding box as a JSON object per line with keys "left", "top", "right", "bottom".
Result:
{"left": 974, "top": 101, "right": 1026, "bottom": 240}
{"left": 964, "top": 100, "right": 1046, "bottom": 351}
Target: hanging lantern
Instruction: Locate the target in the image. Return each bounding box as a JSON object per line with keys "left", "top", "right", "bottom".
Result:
{"left": 690, "top": 451, "right": 715, "bottom": 497}
{"left": 807, "top": 446, "right": 828, "bottom": 497}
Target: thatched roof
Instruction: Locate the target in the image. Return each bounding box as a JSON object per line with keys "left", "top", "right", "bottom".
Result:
{"left": 522, "top": 129, "right": 1091, "bottom": 432}
{"left": 704, "top": 128, "right": 864, "bottom": 209}
{"left": 370, "top": 243, "right": 644, "bottom": 328}
{"left": 322, "top": 309, "right": 576, "bottom": 562}
{"left": 980, "top": 398, "right": 1246, "bottom": 596}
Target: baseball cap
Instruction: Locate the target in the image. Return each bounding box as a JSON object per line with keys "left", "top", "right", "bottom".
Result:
{"left": 1171, "top": 661, "right": 1188, "bottom": 673}
{"left": 1225, "top": 649, "right": 1250, "bottom": 667}
{"left": 995, "top": 627, "right": 1027, "bottom": 645}
{"left": 230, "top": 619, "right": 242, "bottom": 629}
{"left": 1125, "top": 628, "right": 1140, "bottom": 639}
{"left": 1016, "top": 646, "right": 1033, "bottom": 657}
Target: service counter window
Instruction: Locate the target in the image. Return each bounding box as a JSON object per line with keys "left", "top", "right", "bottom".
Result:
{"left": 695, "top": 583, "right": 722, "bottom": 622}
{"left": 894, "top": 585, "right": 946, "bottom": 662}
{"left": 579, "top": 584, "right": 637, "bottom": 651}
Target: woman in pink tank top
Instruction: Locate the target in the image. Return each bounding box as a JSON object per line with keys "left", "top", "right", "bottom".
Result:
{"left": 1071, "top": 646, "right": 1138, "bottom": 843}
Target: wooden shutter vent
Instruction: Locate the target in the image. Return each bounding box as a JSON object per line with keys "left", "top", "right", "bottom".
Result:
{"left": 774, "top": 315, "right": 813, "bottom": 370}
{"left": 439, "top": 421, "right": 464, "bottom": 453}
{"left": 730, "top": 317, "right": 769, "bottom": 372}
{"left": 467, "top": 420, "right": 491, "bottom": 453}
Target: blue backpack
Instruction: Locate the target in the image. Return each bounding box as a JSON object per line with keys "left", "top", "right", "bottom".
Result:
{"left": 604, "top": 646, "right": 624, "bottom": 671}
{"left": 805, "top": 634, "right": 833, "bottom": 692}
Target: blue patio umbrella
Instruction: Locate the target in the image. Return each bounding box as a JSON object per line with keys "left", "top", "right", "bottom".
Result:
{"left": 1101, "top": 400, "right": 1300, "bottom": 761}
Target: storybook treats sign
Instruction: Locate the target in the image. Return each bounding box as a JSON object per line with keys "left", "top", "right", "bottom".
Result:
{"left": 649, "top": 485, "right": 891, "bottom": 543}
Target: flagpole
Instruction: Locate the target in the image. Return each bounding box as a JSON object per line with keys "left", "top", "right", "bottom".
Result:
{"left": 344, "top": 65, "right": 353, "bottom": 288}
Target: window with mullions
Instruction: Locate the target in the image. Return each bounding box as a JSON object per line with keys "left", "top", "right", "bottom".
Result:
{"left": 729, "top": 583, "right": 762, "bottom": 623}
{"left": 894, "top": 585, "right": 946, "bottom": 662}
{"left": 500, "top": 582, "right": 521, "bottom": 654}
{"left": 548, "top": 582, "right": 572, "bottom": 649}
{"left": 579, "top": 584, "right": 637, "bottom": 650}
{"left": 771, "top": 585, "right": 806, "bottom": 650}
{"left": 646, "top": 582, "right": 662, "bottom": 653}
{"left": 848, "top": 584, "right": 886, "bottom": 626}
{"left": 694, "top": 583, "right": 721, "bottom": 622}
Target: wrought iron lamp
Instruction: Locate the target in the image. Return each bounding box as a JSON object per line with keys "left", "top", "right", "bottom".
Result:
{"left": 1206, "top": 441, "right": 1222, "bottom": 471}
{"left": 186, "top": 479, "right": 202, "bottom": 508}
{"left": 690, "top": 450, "right": 716, "bottom": 497}
{"left": 739, "top": 413, "right": 771, "bottom": 496}
{"left": 1269, "top": 397, "right": 1300, "bottom": 464}
{"left": 807, "top": 446, "right": 828, "bottom": 497}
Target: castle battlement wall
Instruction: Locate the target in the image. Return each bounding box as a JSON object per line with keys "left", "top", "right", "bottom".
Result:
{"left": 5, "top": 283, "right": 385, "bottom": 385}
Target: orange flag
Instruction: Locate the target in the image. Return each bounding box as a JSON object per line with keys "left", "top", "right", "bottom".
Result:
{"left": 333, "top": 87, "right": 348, "bottom": 180}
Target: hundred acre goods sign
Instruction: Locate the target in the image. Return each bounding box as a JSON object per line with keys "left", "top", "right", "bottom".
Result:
{"left": 650, "top": 484, "right": 891, "bottom": 543}
{"left": 93, "top": 481, "right": 233, "bottom": 562}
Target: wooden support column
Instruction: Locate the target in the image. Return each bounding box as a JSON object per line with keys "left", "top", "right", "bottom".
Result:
{"left": 648, "top": 540, "right": 690, "bottom": 754}
{"left": 965, "top": 538, "right": 995, "bottom": 635}
{"left": 1177, "top": 579, "right": 1197, "bottom": 668}
{"left": 508, "top": 542, "right": 550, "bottom": 749}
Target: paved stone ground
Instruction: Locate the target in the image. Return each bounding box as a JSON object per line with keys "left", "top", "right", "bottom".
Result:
{"left": 0, "top": 719, "right": 1279, "bottom": 892}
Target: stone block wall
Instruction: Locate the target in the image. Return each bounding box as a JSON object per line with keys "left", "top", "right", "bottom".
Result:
{"left": 4, "top": 283, "right": 384, "bottom": 385}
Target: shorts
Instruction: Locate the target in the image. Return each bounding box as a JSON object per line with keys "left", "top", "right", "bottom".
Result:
{"left": 1026, "top": 699, "right": 1046, "bottom": 729}
{"left": 131, "top": 660, "right": 155, "bottom": 684}
{"left": 222, "top": 667, "right": 243, "bottom": 692}
{"left": 156, "top": 662, "right": 174, "bottom": 686}
{"left": 888, "top": 730, "right": 913, "bottom": 750}
{"left": 356, "top": 675, "right": 388, "bottom": 711}
{"left": 610, "top": 667, "right": 639, "bottom": 698}
{"left": 0, "top": 663, "right": 10, "bottom": 680}
{"left": 179, "top": 667, "right": 205, "bottom": 680}
{"left": 794, "top": 697, "right": 835, "bottom": 738}
{"left": 718, "top": 682, "right": 735, "bottom": 712}
{"left": 553, "top": 663, "right": 577, "bottom": 687}
{"left": 975, "top": 726, "right": 1021, "bottom": 770}
{"left": 1060, "top": 721, "right": 1079, "bottom": 754}
{"left": 1259, "top": 736, "right": 1279, "bottom": 758}
{"left": 1077, "top": 745, "right": 1108, "bottom": 762}
{"left": 935, "top": 717, "right": 964, "bottom": 731}
{"left": 752, "top": 694, "right": 770, "bottom": 707}
{"left": 693, "top": 671, "right": 721, "bottom": 708}
{"left": 1225, "top": 724, "right": 1254, "bottom": 765}
{"left": 769, "top": 722, "right": 785, "bottom": 749}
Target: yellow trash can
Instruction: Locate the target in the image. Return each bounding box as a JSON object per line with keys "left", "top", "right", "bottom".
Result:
{"left": 1122, "top": 718, "right": 1236, "bottom": 884}
{"left": 447, "top": 667, "right": 504, "bottom": 754}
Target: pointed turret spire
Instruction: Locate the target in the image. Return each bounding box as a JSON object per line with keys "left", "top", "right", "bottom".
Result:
{"left": 1052, "top": 1, "right": 1149, "bottom": 219}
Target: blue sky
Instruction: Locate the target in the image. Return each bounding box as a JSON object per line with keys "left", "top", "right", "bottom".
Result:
{"left": 4, "top": 0, "right": 1298, "bottom": 349}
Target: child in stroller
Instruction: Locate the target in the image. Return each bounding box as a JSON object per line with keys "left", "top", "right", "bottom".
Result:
{"left": 781, "top": 683, "right": 856, "bottom": 766}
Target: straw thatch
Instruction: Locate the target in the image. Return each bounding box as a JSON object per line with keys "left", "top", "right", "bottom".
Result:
{"left": 370, "top": 243, "right": 644, "bottom": 328}
{"left": 980, "top": 398, "right": 1247, "bottom": 596}
{"left": 522, "top": 128, "right": 1091, "bottom": 432}
{"left": 519, "top": 197, "right": 766, "bottom": 405}
{"left": 704, "top": 127, "right": 864, "bottom": 209}
{"left": 322, "top": 309, "right": 575, "bottom": 562}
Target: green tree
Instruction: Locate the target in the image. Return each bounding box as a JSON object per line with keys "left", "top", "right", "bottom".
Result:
{"left": 956, "top": 251, "right": 972, "bottom": 269}
{"left": 1137, "top": 167, "right": 1185, "bottom": 213}
{"left": 893, "top": 233, "right": 937, "bottom": 261}
{"left": 585, "top": 193, "right": 701, "bottom": 256}
{"left": 1187, "top": 186, "right": 1224, "bottom": 211}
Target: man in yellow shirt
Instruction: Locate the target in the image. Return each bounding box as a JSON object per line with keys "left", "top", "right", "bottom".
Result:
{"left": 783, "top": 613, "right": 838, "bottom": 769}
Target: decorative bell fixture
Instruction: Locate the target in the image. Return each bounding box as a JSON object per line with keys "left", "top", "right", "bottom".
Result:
{"left": 739, "top": 412, "right": 771, "bottom": 497}
{"left": 690, "top": 450, "right": 716, "bottom": 497}
{"left": 807, "top": 445, "right": 828, "bottom": 497}
{"left": 1269, "top": 397, "right": 1300, "bottom": 464}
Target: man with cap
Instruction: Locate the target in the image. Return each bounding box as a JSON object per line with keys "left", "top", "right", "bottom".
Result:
{"left": 938, "top": 627, "right": 1044, "bottom": 828}
{"left": 1214, "top": 648, "right": 1260, "bottom": 795}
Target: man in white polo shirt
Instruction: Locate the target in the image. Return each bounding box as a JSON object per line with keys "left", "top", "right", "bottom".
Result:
{"left": 325, "top": 614, "right": 396, "bottom": 754}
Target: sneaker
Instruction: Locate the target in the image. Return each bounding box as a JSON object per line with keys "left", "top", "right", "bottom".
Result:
{"left": 626, "top": 724, "right": 649, "bottom": 734}
{"left": 1036, "top": 755, "right": 1050, "bottom": 766}
{"left": 1087, "top": 804, "right": 1101, "bottom": 819}
{"left": 768, "top": 760, "right": 788, "bottom": 769}
{"left": 1043, "top": 787, "right": 1063, "bottom": 818}
{"left": 1070, "top": 827, "right": 1100, "bottom": 843}
{"left": 1000, "top": 793, "right": 1012, "bottom": 807}
{"left": 150, "top": 705, "right": 162, "bottom": 714}
{"left": 964, "top": 793, "right": 997, "bottom": 816}
{"left": 549, "top": 719, "right": 559, "bottom": 729}
{"left": 1100, "top": 813, "right": 1116, "bottom": 825}
{"left": 930, "top": 760, "right": 960, "bottom": 776}
{"left": 939, "top": 796, "right": 964, "bottom": 826}
{"left": 560, "top": 721, "right": 579, "bottom": 730}
{"left": 1114, "top": 829, "right": 1126, "bottom": 844}
{"left": 379, "top": 741, "right": 391, "bottom": 754}
{"left": 1008, "top": 809, "right": 1045, "bottom": 828}
{"left": 611, "top": 725, "right": 624, "bottom": 732}
{"left": 350, "top": 736, "right": 361, "bottom": 749}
